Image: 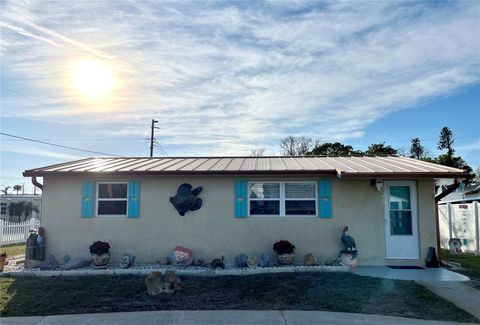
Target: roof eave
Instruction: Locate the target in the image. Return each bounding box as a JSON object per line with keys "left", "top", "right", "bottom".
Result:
{"left": 22, "top": 170, "right": 469, "bottom": 179}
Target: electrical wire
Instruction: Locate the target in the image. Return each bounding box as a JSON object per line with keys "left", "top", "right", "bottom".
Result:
{"left": 0, "top": 132, "right": 121, "bottom": 156}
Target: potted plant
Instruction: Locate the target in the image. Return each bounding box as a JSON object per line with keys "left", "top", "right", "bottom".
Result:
{"left": 273, "top": 240, "right": 296, "bottom": 265}
{"left": 89, "top": 241, "right": 111, "bottom": 266}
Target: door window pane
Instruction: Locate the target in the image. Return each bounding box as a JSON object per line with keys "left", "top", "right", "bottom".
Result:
{"left": 285, "top": 200, "right": 316, "bottom": 215}
{"left": 99, "top": 183, "right": 128, "bottom": 199}
{"left": 389, "top": 186, "right": 411, "bottom": 210}
{"left": 98, "top": 201, "right": 127, "bottom": 215}
{"left": 250, "top": 201, "right": 280, "bottom": 215}
{"left": 390, "top": 211, "right": 412, "bottom": 235}
{"left": 285, "top": 183, "right": 315, "bottom": 199}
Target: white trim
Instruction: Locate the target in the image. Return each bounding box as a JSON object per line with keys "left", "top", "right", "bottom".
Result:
{"left": 384, "top": 180, "right": 420, "bottom": 259}
{"left": 247, "top": 181, "right": 318, "bottom": 217}
{"left": 96, "top": 182, "right": 128, "bottom": 217}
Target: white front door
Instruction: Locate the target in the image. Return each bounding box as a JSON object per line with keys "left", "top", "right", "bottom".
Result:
{"left": 384, "top": 181, "right": 419, "bottom": 259}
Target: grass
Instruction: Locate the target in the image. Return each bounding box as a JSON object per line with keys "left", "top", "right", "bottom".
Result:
{"left": 441, "top": 248, "right": 480, "bottom": 289}
{"left": 0, "top": 243, "right": 25, "bottom": 257}
{"left": 0, "top": 272, "right": 478, "bottom": 322}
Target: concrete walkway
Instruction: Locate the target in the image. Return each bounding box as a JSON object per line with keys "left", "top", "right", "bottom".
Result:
{"left": 417, "top": 281, "right": 480, "bottom": 320}
{"left": 1, "top": 310, "right": 477, "bottom": 325}
{"left": 351, "top": 266, "right": 470, "bottom": 282}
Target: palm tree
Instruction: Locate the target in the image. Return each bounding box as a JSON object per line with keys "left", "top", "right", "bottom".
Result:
{"left": 13, "top": 185, "right": 22, "bottom": 195}
{"left": 0, "top": 186, "right": 11, "bottom": 195}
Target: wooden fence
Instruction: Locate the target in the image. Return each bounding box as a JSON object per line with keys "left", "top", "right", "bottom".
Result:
{"left": 0, "top": 219, "right": 41, "bottom": 246}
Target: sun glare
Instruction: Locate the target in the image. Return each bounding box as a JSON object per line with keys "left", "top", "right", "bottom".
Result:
{"left": 73, "top": 60, "right": 116, "bottom": 100}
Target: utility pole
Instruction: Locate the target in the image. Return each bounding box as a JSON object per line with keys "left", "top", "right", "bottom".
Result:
{"left": 149, "top": 119, "right": 159, "bottom": 158}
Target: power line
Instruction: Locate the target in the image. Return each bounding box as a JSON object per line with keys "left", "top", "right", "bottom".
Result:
{"left": 0, "top": 132, "right": 121, "bottom": 156}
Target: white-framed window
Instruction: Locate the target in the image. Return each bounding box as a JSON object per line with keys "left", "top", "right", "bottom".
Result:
{"left": 248, "top": 181, "right": 317, "bottom": 217}
{"left": 96, "top": 182, "right": 128, "bottom": 216}
{"left": 0, "top": 202, "right": 7, "bottom": 215}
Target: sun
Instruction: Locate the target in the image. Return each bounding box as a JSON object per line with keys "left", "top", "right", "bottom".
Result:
{"left": 72, "top": 60, "right": 117, "bottom": 100}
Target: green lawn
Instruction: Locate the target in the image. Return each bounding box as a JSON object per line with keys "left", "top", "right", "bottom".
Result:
{"left": 0, "top": 272, "right": 477, "bottom": 322}
{"left": 441, "top": 249, "right": 480, "bottom": 289}
{"left": 0, "top": 243, "right": 25, "bottom": 257}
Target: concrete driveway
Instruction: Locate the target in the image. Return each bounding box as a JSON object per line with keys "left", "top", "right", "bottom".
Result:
{"left": 2, "top": 310, "right": 477, "bottom": 325}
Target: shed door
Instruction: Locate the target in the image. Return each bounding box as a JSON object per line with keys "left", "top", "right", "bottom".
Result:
{"left": 384, "top": 181, "right": 419, "bottom": 259}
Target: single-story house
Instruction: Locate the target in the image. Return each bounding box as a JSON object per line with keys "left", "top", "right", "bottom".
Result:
{"left": 23, "top": 156, "right": 468, "bottom": 266}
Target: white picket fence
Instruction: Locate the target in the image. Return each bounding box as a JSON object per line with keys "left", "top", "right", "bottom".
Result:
{"left": 0, "top": 219, "right": 41, "bottom": 246}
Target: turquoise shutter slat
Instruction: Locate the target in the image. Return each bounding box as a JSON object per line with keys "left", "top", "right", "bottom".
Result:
{"left": 81, "top": 180, "right": 94, "bottom": 218}
{"left": 318, "top": 179, "right": 332, "bottom": 218}
{"left": 127, "top": 180, "right": 140, "bottom": 218}
{"left": 235, "top": 180, "right": 248, "bottom": 218}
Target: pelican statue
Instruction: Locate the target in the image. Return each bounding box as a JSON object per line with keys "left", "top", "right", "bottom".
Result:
{"left": 341, "top": 225, "right": 357, "bottom": 259}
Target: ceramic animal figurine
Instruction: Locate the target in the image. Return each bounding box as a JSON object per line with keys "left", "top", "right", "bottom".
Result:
{"left": 341, "top": 225, "right": 358, "bottom": 259}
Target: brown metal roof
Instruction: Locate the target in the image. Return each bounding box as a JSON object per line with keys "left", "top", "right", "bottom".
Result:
{"left": 23, "top": 156, "right": 469, "bottom": 179}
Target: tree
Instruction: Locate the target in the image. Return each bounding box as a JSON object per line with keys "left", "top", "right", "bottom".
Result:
{"left": 365, "top": 143, "right": 397, "bottom": 155}
{"left": 1, "top": 186, "right": 11, "bottom": 195}
{"left": 8, "top": 201, "right": 39, "bottom": 222}
{"left": 410, "top": 138, "right": 425, "bottom": 159}
{"left": 309, "top": 142, "right": 357, "bottom": 156}
{"left": 13, "top": 185, "right": 22, "bottom": 195}
{"left": 396, "top": 147, "right": 408, "bottom": 157}
{"left": 279, "top": 136, "right": 314, "bottom": 156}
{"left": 250, "top": 148, "right": 265, "bottom": 157}
{"left": 438, "top": 127, "right": 454, "bottom": 156}
{"left": 473, "top": 167, "right": 480, "bottom": 183}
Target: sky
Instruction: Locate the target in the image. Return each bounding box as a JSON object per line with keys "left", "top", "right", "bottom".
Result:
{"left": 1, "top": 0, "right": 479, "bottom": 193}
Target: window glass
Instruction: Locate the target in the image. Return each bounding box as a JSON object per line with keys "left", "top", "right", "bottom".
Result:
{"left": 98, "top": 201, "right": 127, "bottom": 215}
{"left": 249, "top": 183, "right": 280, "bottom": 199}
{"left": 98, "top": 183, "right": 127, "bottom": 199}
{"left": 285, "top": 200, "right": 316, "bottom": 215}
{"left": 0, "top": 203, "right": 7, "bottom": 215}
{"left": 285, "top": 183, "right": 315, "bottom": 199}
{"left": 390, "top": 211, "right": 413, "bottom": 235}
{"left": 250, "top": 201, "right": 280, "bottom": 215}
{"left": 389, "top": 186, "right": 410, "bottom": 210}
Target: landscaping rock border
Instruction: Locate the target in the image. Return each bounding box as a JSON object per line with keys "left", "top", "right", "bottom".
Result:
{"left": 1, "top": 264, "right": 348, "bottom": 277}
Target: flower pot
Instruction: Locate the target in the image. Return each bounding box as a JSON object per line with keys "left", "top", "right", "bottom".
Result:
{"left": 277, "top": 253, "right": 295, "bottom": 265}
{"left": 91, "top": 252, "right": 110, "bottom": 266}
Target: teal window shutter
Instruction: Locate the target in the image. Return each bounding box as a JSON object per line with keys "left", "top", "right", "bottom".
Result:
{"left": 127, "top": 180, "right": 140, "bottom": 218}
{"left": 318, "top": 179, "right": 332, "bottom": 218}
{"left": 235, "top": 180, "right": 248, "bottom": 218}
{"left": 81, "top": 180, "right": 94, "bottom": 218}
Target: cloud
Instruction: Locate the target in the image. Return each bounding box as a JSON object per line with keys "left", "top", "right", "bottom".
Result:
{"left": 1, "top": 142, "right": 84, "bottom": 160}
{"left": 0, "top": 0, "right": 479, "bottom": 155}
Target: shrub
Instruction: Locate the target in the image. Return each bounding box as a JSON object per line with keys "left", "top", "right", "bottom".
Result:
{"left": 89, "top": 241, "right": 110, "bottom": 255}
{"left": 273, "top": 240, "right": 295, "bottom": 255}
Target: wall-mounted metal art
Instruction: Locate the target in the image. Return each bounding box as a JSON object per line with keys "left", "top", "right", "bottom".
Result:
{"left": 170, "top": 183, "right": 203, "bottom": 216}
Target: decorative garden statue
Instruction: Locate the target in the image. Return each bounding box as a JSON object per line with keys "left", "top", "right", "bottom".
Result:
{"left": 170, "top": 183, "right": 203, "bottom": 216}
{"left": 341, "top": 225, "right": 357, "bottom": 259}
{"left": 448, "top": 238, "right": 462, "bottom": 255}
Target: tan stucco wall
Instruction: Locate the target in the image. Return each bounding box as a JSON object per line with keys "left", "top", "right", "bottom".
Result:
{"left": 41, "top": 175, "right": 437, "bottom": 265}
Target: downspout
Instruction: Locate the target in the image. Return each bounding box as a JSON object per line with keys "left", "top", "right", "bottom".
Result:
{"left": 434, "top": 179, "right": 461, "bottom": 262}
{"left": 31, "top": 177, "right": 43, "bottom": 221}
{"left": 31, "top": 177, "right": 43, "bottom": 191}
